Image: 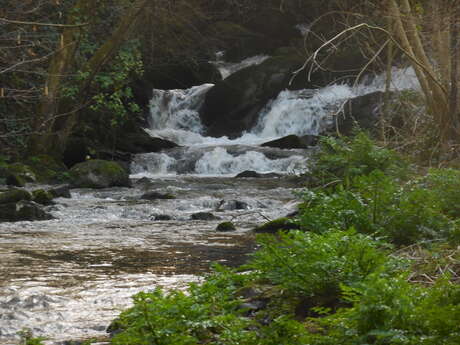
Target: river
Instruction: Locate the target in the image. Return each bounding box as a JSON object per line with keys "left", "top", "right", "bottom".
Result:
{"left": 0, "top": 58, "right": 418, "bottom": 344}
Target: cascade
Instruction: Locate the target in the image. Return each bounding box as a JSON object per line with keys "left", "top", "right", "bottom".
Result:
{"left": 133, "top": 62, "right": 419, "bottom": 177}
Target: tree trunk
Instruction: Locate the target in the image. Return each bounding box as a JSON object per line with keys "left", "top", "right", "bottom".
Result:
{"left": 30, "top": 0, "right": 149, "bottom": 157}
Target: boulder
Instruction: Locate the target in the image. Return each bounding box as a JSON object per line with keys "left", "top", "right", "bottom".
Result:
{"left": 334, "top": 91, "right": 386, "bottom": 136}
{"left": 138, "top": 61, "right": 222, "bottom": 91}
{"left": 0, "top": 201, "right": 53, "bottom": 222}
{"left": 69, "top": 159, "right": 130, "bottom": 189}
{"left": 32, "top": 189, "right": 54, "bottom": 205}
{"left": 141, "top": 191, "right": 176, "bottom": 200}
{"left": 218, "top": 200, "right": 249, "bottom": 211}
{"left": 49, "top": 185, "right": 72, "bottom": 199}
{"left": 200, "top": 55, "right": 305, "bottom": 138}
{"left": 261, "top": 135, "right": 319, "bottom": 149}
{"left": 0, "top": 189, "right": 32, "bottom": 204}
{"left": 115, "top": 133, "right": 178, "bottom": 154}
{"left": 253, "top": 217, "right": 300, "bottom": 234}
{"left": 25, "top": 155, "right": 69, "bottom": 183}
{"left": 191, "top": 212, "right": 220, "bottom": 221}
{"left": 2, "top": 163, "right": 36, "bottom": 186}
{"left": 216, "top": 221, "right": 236, "bottom": 232}
{"left": 154, "top": 214, "right": 173, "bottom": 221}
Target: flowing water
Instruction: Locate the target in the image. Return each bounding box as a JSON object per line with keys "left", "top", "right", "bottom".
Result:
{"left": 0, "top": 58, "right": 418, "bottom": 344}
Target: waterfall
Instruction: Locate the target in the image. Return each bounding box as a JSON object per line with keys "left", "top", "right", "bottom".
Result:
{"left": 135, "top": 62, "right": 419, "bottom": 177}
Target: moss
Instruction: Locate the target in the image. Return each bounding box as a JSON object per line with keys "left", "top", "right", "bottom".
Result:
{"left": 253, "top": 217, "right": 300, "bottom": 234}
{"left": 0, "top": 188, "right": 32, "bottom": 204}
{"left": 7, "top": 163, "right": 37, "bottom": 183}
{"left": 32, "top": 189, "right": 54, "bottom": 205}
{"left": 216, "top": 221, "right": 236, "bottom": 232}
{"left": 26, "top": 154, "right": 68, "bottom": 183}
{"left": 70, "top": 159, "right": 130, "bottom": 188}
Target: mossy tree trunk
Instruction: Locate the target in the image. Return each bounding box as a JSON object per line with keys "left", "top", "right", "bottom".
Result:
{"left": 30, "top": 0, "right": 149, "bottom": 157}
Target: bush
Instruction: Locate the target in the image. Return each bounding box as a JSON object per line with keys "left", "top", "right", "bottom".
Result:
{"left": 298, "top": 170, "right": 453, "bottom": 246}
{"left": 310, "top": 132, "right": 409, "bottom": 186}
{"left": 248, "top": 229, "right": 400, "bottom": 300}
{"left": 306, "top": 275, "right": 460, "bottom": 345}
{"left": 111, "top": 265, "right": 257, "bottom": 345}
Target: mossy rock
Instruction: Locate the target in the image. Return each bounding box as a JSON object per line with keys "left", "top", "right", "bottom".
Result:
{"left": 0, "top": 188, "right": 32, "bottom": 204}
{"left": 26, "top": 155, "right": 69, "bottom": 183}
{"left": 32, "top": 189, "right": 54, "bottom": 205}
{"left": 69, "top": 159, "right": 130, "bottom": 189}
{"left": 3, "top": 163, "right": 36, "bottom": 186}
{"left": 191, "top": 212, "right": 220, "bottom": 221}
{"left": 253, "top": 217, "right": 300, "bottom": 234}
{"left": 216, "top": 221, "right": 236, "bottom": 232}
{"left": 0, "top": 200, "right": 53, "bottom": 222}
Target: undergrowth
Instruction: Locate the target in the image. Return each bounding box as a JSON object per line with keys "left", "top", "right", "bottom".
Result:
{"left": 109, "top": 132, "right": 460, "bottom": 345}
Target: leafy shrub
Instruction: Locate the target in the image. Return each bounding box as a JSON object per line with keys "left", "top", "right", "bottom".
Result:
{"left": 298, "top": 170, "right": 453, "bottom": 246}
{"left": 310, "top": 132, "right": 409, "bottom": 186}
{"left": 248, "top": 229, "right": 400, "bottom": 300}
{"left": 421, "top": 168, "right": 460, "bottom": 218}
{"left": 112, "top": 265, "right": 257, "bottom": 345}
{"left": 306, "top": 275, "right": 460, "bottom": 345}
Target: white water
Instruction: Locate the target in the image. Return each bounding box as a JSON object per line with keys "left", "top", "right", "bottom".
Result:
{"left": 137, "top": 65, "right": 419, "bottom": 177}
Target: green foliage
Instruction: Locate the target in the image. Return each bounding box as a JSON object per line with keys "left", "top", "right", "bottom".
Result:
{"left": 112, "top": 265, "right": 257, "bottom": 345}
{"left": 109, "top": 134, "right": 460, "bottom": 345}
{"left": 306, "top": 275, "right": 460, "bottom": 345}
{"left": 299, "top": 170, "right": 453, "bottom": 246}
{"left": 311, "top": 132, "right": 409, "bottom": 186}
{"left": 421, "top": 168, "right": 460, "bottom": 218}
{"left": 249, "top": 229, "right": 399, "bottom": 300}
{"left": 17, "top": 329, "right": 46, "bottom": 345}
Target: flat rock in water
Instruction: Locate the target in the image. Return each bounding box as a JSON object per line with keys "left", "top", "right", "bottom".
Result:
{"left": 191, "top": 212, "right": 221, "bottom": 221}
{"left": 261, "top": 134, "right": 318, "bottom": 149}
{"left": 141, "top": 191, "right": 175, "bottom": 200}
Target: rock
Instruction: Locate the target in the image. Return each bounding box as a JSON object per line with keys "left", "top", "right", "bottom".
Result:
{"left": 261, "top": 135, "right": 319, "bottom": 149}
{"left": 0, "top": 189, "right": 32, "bottom": 204}
{"left": 154, "top": 214, "right": 172, "bottom": 221}
{"left": 138, "top": 61, "right": 222, "bottom": 91}
{"left": 234, "top": 171, "right": 282, "bottom": 179}
{"left": 6, "top": 173, "right": 26, "bottom": 187}
{"left": 191, "top": 212, "right": 220, "bottom": 221}
{"left": 200, "top": 55, "right": 305, "bottom": 138}
{"left": 235, "top": 170, "right": 262, "bottom": 178}
{"left": 25, "top": 155, "right": 69, "bottom": 183}
{"left": 32, "top": 189, "right": 54, "bottom": 205}
{"left": 0, "top": 201, "right": 53, "bottom": 222}
{"left": 69, "top": 159, "right": 131, "bottom": 189}
{"left": 218, "top": 200, "right": 249, "bottom": 211}
{"left": 253, "top": 217, "right": 300, "bottom": 234}
{"left": 114, "top": 133, "right": 178, "bottom": 155}
{"left": 141, "top": 191, "right": 176, "bottom": 200}
{"left": 216, "top": 221, "right": 236, "bottom": 232}
{"left": 49, "top": 185, "right": 72, "bottom": 199}
{"left": 213, "top": 21, "right": 268, "bottom": 61}
{"left": 3, "top": 163, "right": 36, "bottom": 186}
{"left": 334, "top": 91, "right": 386, "bottom": 136}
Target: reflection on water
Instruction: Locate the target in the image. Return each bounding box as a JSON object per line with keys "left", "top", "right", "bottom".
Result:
{"left": 0, "top": 176, "right": 301, "bottom": 344}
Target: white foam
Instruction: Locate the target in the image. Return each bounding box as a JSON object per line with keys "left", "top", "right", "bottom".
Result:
{"left": 195, "top": 147, "right": 307, "bottom": 175}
